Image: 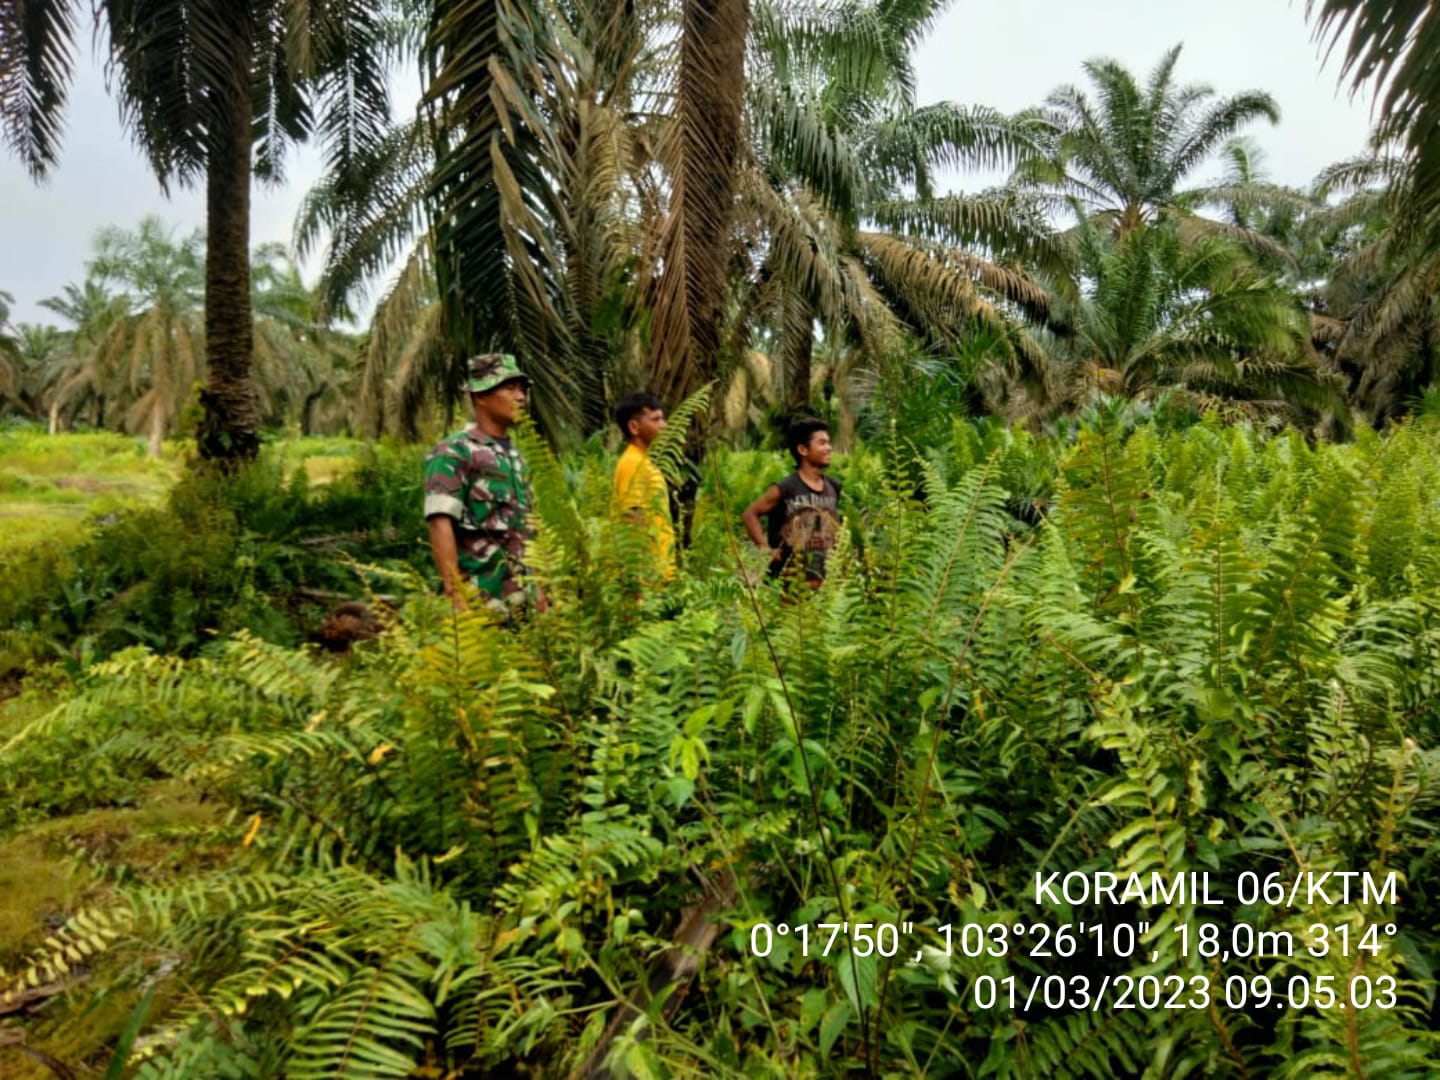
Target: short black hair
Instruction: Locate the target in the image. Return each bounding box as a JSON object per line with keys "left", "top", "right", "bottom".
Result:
{"left": 615, "top": 393, "right": 663, "bottom": 440}
{"left": 786, "top": 417, "right": 829, "bottom": 464}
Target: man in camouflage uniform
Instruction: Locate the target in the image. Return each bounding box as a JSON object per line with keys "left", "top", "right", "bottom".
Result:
{"left": 424, "top": 353, "right": 539, "bottom": 613}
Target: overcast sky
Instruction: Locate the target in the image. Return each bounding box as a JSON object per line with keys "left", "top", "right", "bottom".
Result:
{"left": 1, "top": 0, "right": 1378, "bottom": 325}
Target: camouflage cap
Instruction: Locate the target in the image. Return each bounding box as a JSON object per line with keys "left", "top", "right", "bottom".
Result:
{"left": 465, "top": 353, "right": 529, "bottom": 394}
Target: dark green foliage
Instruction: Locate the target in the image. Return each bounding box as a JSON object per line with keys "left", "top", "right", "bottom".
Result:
{"left": 3, "top": 417, "right": 1439, "bottom": 1076}
{"left": 0, "top": 444, "right": 428, "bottom": 673}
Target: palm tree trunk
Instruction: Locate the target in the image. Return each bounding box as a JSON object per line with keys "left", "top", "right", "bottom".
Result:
{"left": 48, "top": 400, "right": 60, "bottom": 435}
{"left": 783, "top": 293, "right": 814, "bottom": 411}
{"left": 301, "top": 385, "right": 328, "bottom": 436}
{"left": 148, "top": 406, "right": 165, "bottom": 458}
{"left": 196, "top": 17, "right": 260, "bottom": 465}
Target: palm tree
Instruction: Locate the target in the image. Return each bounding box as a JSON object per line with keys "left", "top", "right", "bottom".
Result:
{"left": 1, "top": 0, "right": 394, "bottom": 463}
{"left": 71, "top": 219, "right": 205, "bottom": 455}
{"left": 299, "top": 0, "right": 660, "bottom": 436}
{"left": 419, "top": 0, "right": 759, "bottom": 426}
{"left": 1305, "top": 155, "right": 1440, "bottom": 425}
{"left": 37, "top": 220, "right": 203, "bottom": 452}
{"left": 8, "top": 323, "right": 69, "bottom": 422}
{"left": 38, "top": 278, "right": 128, "bottom": 431}
{"left": 738, "top": 0, "right": 1060, "bottom": 419}
{"left": 408, "top": 0, "right": 642, "bottom": 433}
{"left": 1051, "top": 217, "right": 1336, "bottom": 420}
{"left": 0, "top": 297, "right": 64, "bottom": 423}
{"left": 642, "top": 0, "right": 749, "bottom": 407}
{"left": 0, "top": 289, "right": 25, "bottom": 415}
{"left": 1306, "top": 1, "right": 1440, "bottom": 244}
{"left": 1014, "top": 46, "right": 1285, "bottom": 251}
{"left": 1206, "top": 139, "right": 1322, "bottom": 269}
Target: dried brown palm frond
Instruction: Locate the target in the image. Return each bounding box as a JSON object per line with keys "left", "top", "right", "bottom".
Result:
{"left": 721, "top": 349, "right": 774, "bottom": 431}
{"left": 643, "top": 0, "right": 748, "bottom": 405}
{"left": 1310, "top": 312, "right": 1347, "bottom": 348}
{"left": 856, "top": 231, "right": 1015, "bottom": 348}
{"left": 356, "top": 240, "right": 445, "bottom": 439}
{"left": 738, "top": 172, "right": 849, "bottom": 332}
{"left": 836, "top": 253, "right": 905, "bottom": 362}
{"left": 390, "top": 303, "right": 448, "bottom": 440}
{"left": 1356, "top": 253, "right": 1440, "bottom": 348}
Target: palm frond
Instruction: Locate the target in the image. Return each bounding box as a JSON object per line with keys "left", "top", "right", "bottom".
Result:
{"left": 644, "top": 0, "right": 748, "bottom": 405}
{"left": 857, "top": 230, "right": 1015, "bottom": 348}
{"left": 0, "top": 0, "right": 81, "bottom": 176}
{"left": 870, "top": 193, "right": 1074, "bottom": 297}
{"left": 295, "top": 116, "right": 432, "bottom": 318}
{"left": 1307, "top": 0, "right": 1440, "bottom": 233}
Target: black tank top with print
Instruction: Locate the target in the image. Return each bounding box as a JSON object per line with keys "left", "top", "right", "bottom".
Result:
{"left": 766, "top": 472, "right": 843, "bottom": 580}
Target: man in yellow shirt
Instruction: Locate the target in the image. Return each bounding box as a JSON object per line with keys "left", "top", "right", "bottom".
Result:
{"left": 612, "top": 393, "right": 676, "bottom": 579}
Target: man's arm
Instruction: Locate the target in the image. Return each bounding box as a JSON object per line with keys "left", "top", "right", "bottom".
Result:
{"left": 427, "top": 515, "right": 468, "bottom": 610}
{"left": 741, "top": 484, "right": 782, "bottom": 550}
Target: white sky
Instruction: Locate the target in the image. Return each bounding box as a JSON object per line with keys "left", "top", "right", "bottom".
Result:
{"left": 1, "top": 0, "right": 1378, "bottom": 326}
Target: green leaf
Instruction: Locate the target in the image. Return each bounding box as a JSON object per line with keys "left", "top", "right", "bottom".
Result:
{"left": 105, "top": 986, "right": 155, "bottom": 1080}
{"left": 820, "top": 1000, "right": 852, "bottom": 1056}
{"left": 836, "top": 950, "right": 878, "bottom": 1016}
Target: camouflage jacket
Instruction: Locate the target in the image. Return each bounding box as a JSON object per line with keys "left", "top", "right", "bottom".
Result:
{"left": 423, "top": 426, "right": 534, "bottom": 599}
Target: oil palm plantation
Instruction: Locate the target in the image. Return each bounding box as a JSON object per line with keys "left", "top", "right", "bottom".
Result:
{"left": 48, "top": 223, "right": 364, "bottom": 443}
{"left": 725, "top": 0, "right": 1065, "bottom": 422}
{"left": 1, "top": 0, "right": 394, "bottom": 463}
{"left": 1050, "top": 217, "right": 1334, "bottom": 418}
{"left": 301, "top": 0, "right": 1061, "bottom": 435}
{"left": 48, "top": 219, "right": 205, "bottom": 455}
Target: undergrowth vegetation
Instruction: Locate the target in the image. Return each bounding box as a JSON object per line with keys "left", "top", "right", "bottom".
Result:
{"left": 0, "top": 435, "right": 421, "bottom": 674}
{"left": 1, "top": 415, "right": 1438, "bottom": 1076}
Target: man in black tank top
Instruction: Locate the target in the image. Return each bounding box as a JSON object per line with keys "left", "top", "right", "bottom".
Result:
{"left": 741, "top": 418, "right": 843, "bottom": 588}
